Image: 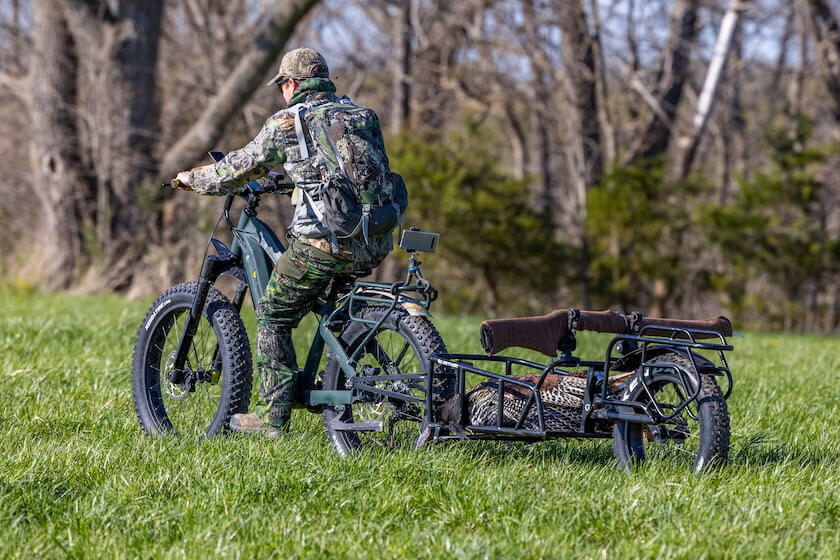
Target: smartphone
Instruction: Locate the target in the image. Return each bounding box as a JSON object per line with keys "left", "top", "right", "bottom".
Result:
{"left": 399, "top": 229, "right": 439, "bottom": 253}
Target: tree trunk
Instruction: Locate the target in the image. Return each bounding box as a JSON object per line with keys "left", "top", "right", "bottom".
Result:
{"left": 625, "top": 0, "right": 700, "bottom": 164}
{"left": 390, "top": 0, "right": 412, "bottom": 136}
{"left": 159, "top": 0, "right": 321, "bottom": 178}
{"left": 522, "top": 1, "right": 557, "bottom": 217}
{"left": 29, "top": 0, "right": 87, "bottom": 288}
{"left": 557, "top": 0, "right": 603, "bottom": 191}
{"left": 791, "top": 4, "right": 810, "bottom": 118}
{"left": 503, "top": 100, "right": 529, "bottom": 180}
{"left": 483, "top": 264, "right": 499, "bottom": 317}
{"left": 728, "top": 22, "right": 748, "bottom": 186}
{"left": 556, "top": 0, "right": 601, "bottom": 310}
{"left": 804, "top": 0, "right": 840, "bottom": 124}
{"left": 534, "top": 105, "right": 555, "bottom": 215}
{"left": 61, "top": 0, "right": 164, "bottom": 289}
{"left": 588, "top": 0, "right": 616, "bottom": 166}
{"left": 673, "top": 0, "right": 746, "bottom": 181}
{"left": 769, "top": 3, "right": 795, "bottom": 117}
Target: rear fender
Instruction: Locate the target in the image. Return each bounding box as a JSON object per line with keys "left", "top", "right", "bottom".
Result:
{"left": 354, "top": 287, "right": 430, "bottom": 317}
{"left": 619, "top": 348, "right": 717, "bottom": 405}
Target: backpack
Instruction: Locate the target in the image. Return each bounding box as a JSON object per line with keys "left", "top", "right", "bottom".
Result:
{"left": 292, "top": 97, "right": 408, "bottom": 249}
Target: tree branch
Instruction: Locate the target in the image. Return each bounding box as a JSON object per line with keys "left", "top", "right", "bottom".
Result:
{"left": 159, "top": 0, "right": 320, "bottom": 178}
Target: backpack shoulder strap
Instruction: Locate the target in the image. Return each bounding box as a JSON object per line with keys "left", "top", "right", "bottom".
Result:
{"left": 289, "top": 103, "right": 311, "bottom": 159}
{"left": 287, "top": 99, "right": 330, "bottom": 159}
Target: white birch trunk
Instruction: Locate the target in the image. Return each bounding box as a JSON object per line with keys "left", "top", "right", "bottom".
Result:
{"left": 675, "top": 0, "right": 749, "bottom": 180}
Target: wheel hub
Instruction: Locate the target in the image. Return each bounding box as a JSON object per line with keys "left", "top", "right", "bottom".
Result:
{"left": 162, "top": 351, "right": 207, "bottom": 397}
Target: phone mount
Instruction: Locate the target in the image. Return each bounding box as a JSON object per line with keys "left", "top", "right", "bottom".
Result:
{"left": 394, "top": 228, "right": 440, "bottom": 297}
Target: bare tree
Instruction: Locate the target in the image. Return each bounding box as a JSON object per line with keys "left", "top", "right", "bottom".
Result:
{"left": 160, "top": 0, "right": 321, "bottom": 178}
{"left": 60, "top": 0, "right": 164, "bottom": 289}
{"left": 390, "top": 0, "right": 413, "bottom": 135}
{"left": 521, "top": 0, "right": 559, "bottom": 215}
{"left": 26, "top": 1, "right": 88, "bottom": 287}
{"left": 556, "top": 0, "right": 603, "bottom": 201}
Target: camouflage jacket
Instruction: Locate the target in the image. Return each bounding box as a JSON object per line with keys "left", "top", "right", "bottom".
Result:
{"left": 190, "top": 78, "right": 392, "bottom": 263}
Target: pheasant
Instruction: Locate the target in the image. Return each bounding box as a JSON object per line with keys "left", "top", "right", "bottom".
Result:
{"left": 439, "top": 370, "right": 617, "bottom": 434}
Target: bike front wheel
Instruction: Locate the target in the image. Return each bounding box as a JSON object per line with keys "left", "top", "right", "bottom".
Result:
{"left": 322, "top": 305, "right": 453, "bottom": 456}
{"left": 132, "top": 282, "right": 253, "bottom": 437}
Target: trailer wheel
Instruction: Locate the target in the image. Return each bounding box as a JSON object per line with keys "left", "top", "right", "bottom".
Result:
{"left": 613, "top": 353, "right": 729, "bottom": 472}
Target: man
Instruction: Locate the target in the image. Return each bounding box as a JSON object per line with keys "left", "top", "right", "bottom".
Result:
{"left": 174, "top": 48, "right": 395, "bottom": 437}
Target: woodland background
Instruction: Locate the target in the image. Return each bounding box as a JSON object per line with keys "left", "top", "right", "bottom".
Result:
{"left": 1, "top": 0, "right": 840, "bottom": 331}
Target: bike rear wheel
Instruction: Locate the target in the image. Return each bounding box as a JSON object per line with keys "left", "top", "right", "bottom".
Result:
{"left": 132, "top": 282, "right": 252, "bottom": 437}
{"left": 322, "top": 306, "right": 452, "bottom": 456}
{"left": 613, "top": 353, "right": 730, "bottom": 472}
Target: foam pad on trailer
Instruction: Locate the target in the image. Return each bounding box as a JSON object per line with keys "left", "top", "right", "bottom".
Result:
{"left": 480, "top": 310, "right": 732, "bottom": 357}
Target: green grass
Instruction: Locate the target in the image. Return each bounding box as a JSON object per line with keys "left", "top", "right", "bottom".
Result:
{"left": 1, "top": 291, "right": 839, "bottom": 558}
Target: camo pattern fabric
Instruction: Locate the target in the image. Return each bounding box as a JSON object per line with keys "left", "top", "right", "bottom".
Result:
{"left": 305, "top": 100, "right": 393, "bottom": 206}
{"left": 253, "top": 238, "right": 382, "bottom": 427}
{"left": 445, "top": 371, "right": 611, "bottom": 434}
{"left": 272, "top": 47, "right": 329, "bottom": 83}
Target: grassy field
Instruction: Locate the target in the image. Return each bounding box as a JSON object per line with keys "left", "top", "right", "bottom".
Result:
{"left": 1, "top": 291, "right": 839, "bottom": 559}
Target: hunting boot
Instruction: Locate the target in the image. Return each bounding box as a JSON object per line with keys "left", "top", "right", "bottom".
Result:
{"left": 229, "top": 413, "right": 285, "bottom": 439}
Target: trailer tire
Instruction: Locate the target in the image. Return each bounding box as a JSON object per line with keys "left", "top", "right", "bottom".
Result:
{"left": 613, "top": 353, "right": 729, "bottom": 472}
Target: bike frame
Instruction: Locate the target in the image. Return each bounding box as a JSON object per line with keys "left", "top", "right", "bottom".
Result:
{"left": 168, "top": 186, "right": 436, "bottom": 413}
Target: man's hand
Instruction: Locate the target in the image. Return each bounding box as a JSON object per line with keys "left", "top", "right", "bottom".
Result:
{"left": 173, "top": 171, "right": 193, "bottom": 190}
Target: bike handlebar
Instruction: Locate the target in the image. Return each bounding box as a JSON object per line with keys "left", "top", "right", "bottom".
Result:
{"left": 164, "top": 178, "right": 189, "bottom": 190}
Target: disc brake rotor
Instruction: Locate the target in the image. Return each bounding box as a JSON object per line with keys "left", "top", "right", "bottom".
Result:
{"left": 163, "top": 351, "right": 188, "bottom": 401}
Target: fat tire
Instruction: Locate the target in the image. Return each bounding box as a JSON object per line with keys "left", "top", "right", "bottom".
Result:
{"left": 322, "top": 306, "right": 452, "bottom": 457}
{"left": 132, "top": 282, "right": 253, "bottom": 437}
{"left": 613, "top": 353, "right": 730, "bottom": 472}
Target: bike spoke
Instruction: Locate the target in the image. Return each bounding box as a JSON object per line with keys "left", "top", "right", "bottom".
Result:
{"left": 393, "top": 342, "right": 410, "bottom": 367}
{"left": 366, "top": 338, "right": 394, "bottom": 371}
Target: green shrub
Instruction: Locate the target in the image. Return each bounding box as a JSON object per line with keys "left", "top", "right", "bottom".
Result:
{"left": 388, "top": 130, "right": 567, "bottom": 315}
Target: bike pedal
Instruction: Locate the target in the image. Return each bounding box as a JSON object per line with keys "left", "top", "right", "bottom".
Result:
{"left": 330, "top": 419, "right": 383, "bottom": 432}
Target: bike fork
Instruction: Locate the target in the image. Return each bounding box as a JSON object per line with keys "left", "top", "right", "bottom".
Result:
{"left": 169, "top": 252, "right": 239, "bottom": 386}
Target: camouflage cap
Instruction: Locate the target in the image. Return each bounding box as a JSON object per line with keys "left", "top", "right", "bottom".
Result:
{"left": 266, "top": 48, "right": 330, "bottom": 86}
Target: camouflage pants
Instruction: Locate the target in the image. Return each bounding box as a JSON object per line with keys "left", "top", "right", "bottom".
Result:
{"left": 254, "top": 238, "right": 372, "bottom": 427}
